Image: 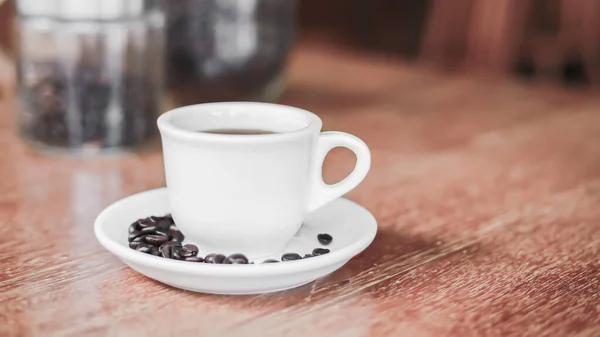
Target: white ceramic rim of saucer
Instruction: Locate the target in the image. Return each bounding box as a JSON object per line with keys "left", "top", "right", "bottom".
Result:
{"left": 94, "top": 188, "right": 377, "bottom": 277}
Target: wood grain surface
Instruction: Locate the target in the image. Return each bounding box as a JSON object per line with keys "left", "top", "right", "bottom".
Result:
{"left": 1, "top": 42, "right": 600, "bottom": 337}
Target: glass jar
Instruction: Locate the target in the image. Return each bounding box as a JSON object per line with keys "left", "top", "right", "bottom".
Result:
{"left": 164, "top": 0, "right": 296, "bottom": 107}
{"left": 15, "top": 0, "right": 164, "bottom": 154}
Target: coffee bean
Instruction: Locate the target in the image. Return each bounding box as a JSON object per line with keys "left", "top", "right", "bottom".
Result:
{"left": 317, "top": 233, "right": 333, "bottom": 245}
{"left": 203, "top": 253, "right": 215, "bottom": 262}
{"left": 132, "top": 235, "right": 147, "bottom": 243}
{"left": 138, "top": 218, "right": 155, "bottom": 228}
{"left": 141, "top": 226, "right": 158, "bottom": 235}
{"left": 128, "top": 230, "right": 142, "bottom": 242}
{"left": 204, "top": 253, "right": 226, "bottom": 264}
{"left": 129, "top": 241, "right": 141, "bottom": 249}
{"left": 183, "top": 244, "right": 198, "bottom": 252}
{"left": 159, "top": 241, "right": 179, "bottom": 258}
{"left": 262, "top": 259, "right": 280, "bottom": 263}
{"left": 179, "top": 249, "right": 194, "bottom": 258}
{"left": 150, "top": 246, "right": 161, "bottom": 256}
{"left": 155, "top": 229, "right": 170, "bottom": 237}
{"left": 169, "top": 228, "right": 184, "bottom": 242}
{"left": 150, "top": 216, "right": 163, "bottom": 223}
{"left": 136, "top": 244, "right": 152, "bottom": 254}
{"left": 157, "top": 218, "right": 174, "bottom": 231}
{"left": 281, "top": 253, "right": 302, "bottom": 261}
{"left": 158, "top": 241, "right": 181, "bottom": 251}
{"left": 214, "top": 254, "right": 226, "bottom": 263}
{"left": 180, "top": 244, "right": 198, "bottom": 257}
{"left": 172, "top": 246, "right": 183, "bottom": 260}
{"left": 129, "top": 222, "right": 140, "bottom": 233}
{"left": 160, "top": 241, "right": 182, "bottom": 251}
{"left": 145, "top": 235, "right": 169, "bottom": 246}
{"left": 224, "top": 253, "right": 249, "bottom": 264}
{"left": 312, "top": 248, "right": 330, "bottom": 256}
{"left": 184, "top": 256, "right": 204, "bottom": 262}
{"left": 179, "top": 245, "right": 198, "bottom": 258}
{"left": 303, "top": 254, "right": 314, "bottom": 258}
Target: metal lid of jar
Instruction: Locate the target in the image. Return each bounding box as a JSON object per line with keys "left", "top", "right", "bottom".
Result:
{"left": 16, "top": 0, "right": 147, "bottom": 20}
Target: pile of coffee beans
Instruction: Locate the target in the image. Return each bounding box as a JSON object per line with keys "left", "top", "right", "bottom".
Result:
{"left": 128, "top": 215, "right": 334, "bottom": 265}
{"left": 19, "top": 62, "right": 158, "bottom": 150}
{"left": 128, "top": 215, "right": 254, "bottom": 264}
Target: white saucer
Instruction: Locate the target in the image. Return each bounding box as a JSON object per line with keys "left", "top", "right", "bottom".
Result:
{"left": 94, "top": 188, "right": 377, "bottom": 295}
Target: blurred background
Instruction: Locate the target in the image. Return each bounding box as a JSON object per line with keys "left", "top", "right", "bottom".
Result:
{"left": 0, "top": 0, "right": 599, "bottom": 154}
{"left": 3, "top": 0, "right": 600, "bottom": 82}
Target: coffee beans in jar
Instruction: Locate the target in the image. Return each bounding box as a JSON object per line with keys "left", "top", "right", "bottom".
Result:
{"left": 15, "top": 1, "right": 164, "bottom": 154}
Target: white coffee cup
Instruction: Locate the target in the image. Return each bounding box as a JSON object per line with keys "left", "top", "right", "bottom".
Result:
{"left": 157, "top": 102, "right": 370, "bottom": 257}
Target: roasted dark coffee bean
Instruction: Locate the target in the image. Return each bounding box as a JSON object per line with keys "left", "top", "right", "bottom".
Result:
{"left": 138, "top": 218, "right": 155, "bottom": 228}
{"left": 214, "top": 254, "right": 226, "bottom": 263}
{"left": 154, "top": 229, "right": 169, "bottom": 237}
{"left": 128, "top": 230, "right": 142, "bottom": 242}
{"left": 172, "top": 246, "right": 183, "bottom": 260}
{"left": 156, "top": 218, "right": 174, "bottom": 231}
{"left": 179, "top": 249, "right": 195, "bottom": 258}
{"left": 312, "top": 248, "right": 330, "bottom": 256}
{"left": 136, "top": 244, "right": 152, "bottom": 254}
{"left": 150, "top": 216, "right": 163, "bottom": 223}
{"left": 317, "top": 233, "right": 333, "bottom": 245}
{"left": 303, "top": 254, "right": 314, "bottom": 258}
{"left": 129, "top": 241, "right": 141, "bottom": 249}
{"left": 204, "top": 253, "right": 226, "bottom": 264}
{"left": 129, "top": 222, "right": 140, "bottom": 233}
{"left": 183, "top": 243, "right": 198, "bottom": 256}
{"left": 160, "top": 242, "right": 177, "bottom": 259}
{"left": 224, "top": 253, "right": 249, "bottom": 264}
{"left": 159, "top": 241, "right": 181, "bottom": 251}
{"left": 150, "top": 246, "right": 161, "bottom": 256}
{"left": 183, "top": 244, "right": 198, "bottom": 252}
{"left": 281, "top": 253, "right": 302, "bottom": 261}
{"left": 169, "top": 228, "right": 184, "bottom": 242}
{"left": 133, "top": 235, "right": 147, "bottom": 243}
{"left": 184, "top": 256, "right": 204, "bottom": 262}
{"left": 141, "top": 226, "right": 158, "bottom": 235}
{"left": 145, "top": 234, "right": 169, "bottom": 246}
{"left": 262, "top": 259, "right": 280, "bottom": 263}
{"left": 179, "top": 245, "right": 198, "bottom": 258}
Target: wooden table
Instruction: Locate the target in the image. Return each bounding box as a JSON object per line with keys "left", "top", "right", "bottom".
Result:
{"left": 1, "top": 42, "right": 600, "bottom": 337}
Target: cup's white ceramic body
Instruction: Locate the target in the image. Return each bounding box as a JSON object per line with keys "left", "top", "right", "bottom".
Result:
{"left": 157, "top": 102, "right": 370, "bottom": 257}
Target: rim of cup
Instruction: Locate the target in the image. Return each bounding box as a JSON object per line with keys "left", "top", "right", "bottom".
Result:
{"left": 157, "top": 102, "right": 323, "bottom": 144}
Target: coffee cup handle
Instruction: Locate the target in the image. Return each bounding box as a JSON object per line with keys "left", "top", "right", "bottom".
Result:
{"left": 307, "top": 131, "right": 371, "bottom": 212}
